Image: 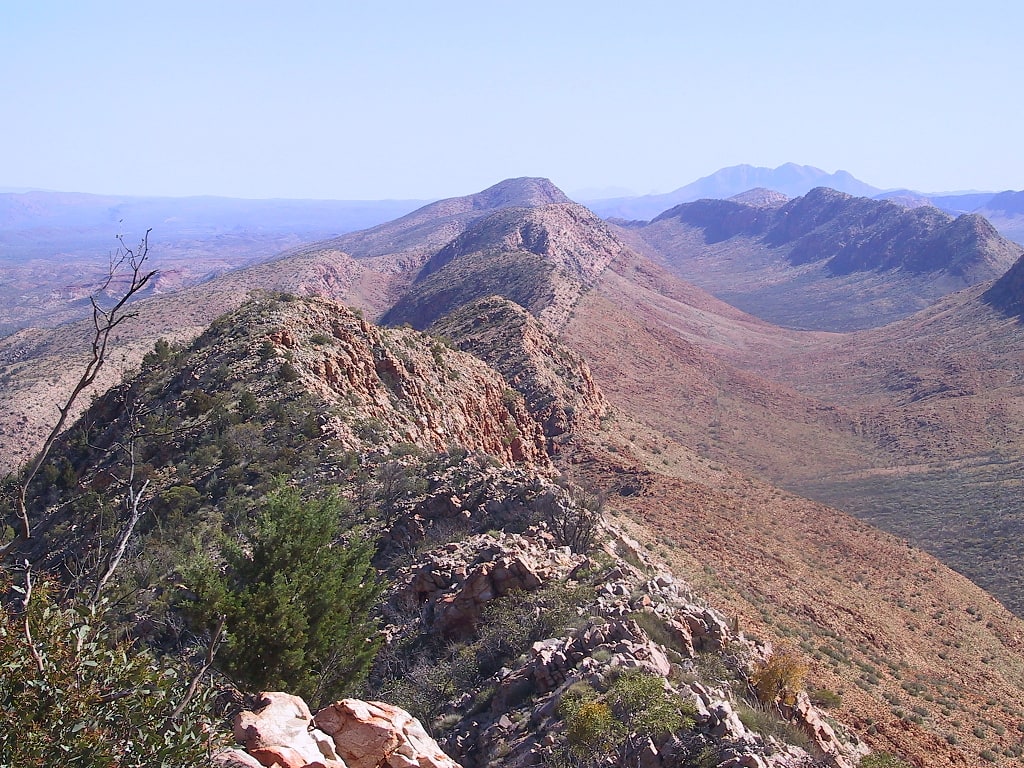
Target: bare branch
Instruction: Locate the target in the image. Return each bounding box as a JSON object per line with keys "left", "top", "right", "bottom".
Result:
{"left": 20, "top": 561, "right": 45, "bottom": 673}
{"left": 11, "top": 229, "right": 156, "bottom": 544}
{"left": 169, "top": 614, "right": 226, "bottom": 722}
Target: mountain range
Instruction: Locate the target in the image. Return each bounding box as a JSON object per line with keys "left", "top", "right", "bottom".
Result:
{"left": 5, "top": 175, "right": 1024, "bottom": 766}
{"left": 585, "top": 163, "right": 882, "bottom": 221}
{"left": 624, "top": 186, "right": 1022, "bottom": 330}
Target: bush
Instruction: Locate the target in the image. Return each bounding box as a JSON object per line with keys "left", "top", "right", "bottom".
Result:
{"left": 751, "top": 646, "right": 807, "bottom": 706}
{"left": 565, "top": 700, "right": 617, "bottom": 755}
{"left": 188, "top": 486, "right": 381, "bottom": 707}
{"left": 858, "top": 754, "right": 913, "bottom": 768}
{"left": 607, "top": 668, "right": 696, "bottom": 738}
{"left": 736, "top": 701, "right": 810, "bottom": 749}
{"left": 278, "top": 361, "right": 301, "bottom": 382}
{"left": 0, "top": 574, "right": 218, "bottom": 767}
{"left": 555, "top": 669, "right": 694, "bottom": 766}
{"left": 810, "top": 687, "right": 843, "bottom": 709}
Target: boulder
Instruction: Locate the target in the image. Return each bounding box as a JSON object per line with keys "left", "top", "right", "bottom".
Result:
{"left": 233, "top": 692, "right": 327, "bottom": 767}
{"left": 315, "top": 699, "right": 462, "bottom": 768}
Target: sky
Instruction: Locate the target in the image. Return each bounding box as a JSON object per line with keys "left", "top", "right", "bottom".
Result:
{"left": 2, "top": 1, "right": 1022, "bottom": 200}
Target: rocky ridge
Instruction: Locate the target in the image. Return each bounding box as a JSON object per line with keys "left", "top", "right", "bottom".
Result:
{"left": 430, "top": 295, "right": 610, "bottom": 441}
{"left": 216, "top": 462, "right": 870, "bottom": 768}
{"left": 382, "top": 203, "right": 626, "bottom": 332}
{"left": 636, "top": 186, "right": 1022, "bottom": 330}
{"left": 368, "top": 457, "right": 867, "bottom": 767}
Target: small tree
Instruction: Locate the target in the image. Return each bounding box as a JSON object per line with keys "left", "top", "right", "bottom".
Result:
{"left": 546, "top": 478, "right": 604, "bottom": 555}
{"left": 189, "top": 486, "right": 381, "bottom": 706}
{"left": 751, "top": 646, "right": 807, "bottom": 707}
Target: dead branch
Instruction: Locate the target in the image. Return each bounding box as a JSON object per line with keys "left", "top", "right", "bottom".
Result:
{"left": 9, "top": 230, "right": 156, "bottom": 545}
{"left": 20, "top": 560, "right": 45, "bottom": 673}
{"left": 169, "top": 614, "right": 226, "bottom": 722}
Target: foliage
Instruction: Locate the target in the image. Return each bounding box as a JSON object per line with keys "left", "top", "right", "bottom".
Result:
{"left": 607, "top": 668, "right": 696, "bottom": 738}
{"left": 545, "top": 478, "right": 604, "bottom": 555}
{"left": 858, "top": 754, "right": 913, "bottom": 768}
{"left": 810, "top": 687, "right": 843, "bottom": 709}
{"left": 555, "top": 669, "right": 695, "bottom": 766}
{"left": 750, "top": 646, "right": 807, "bottom": 706}
{"left": 735, "top": 700, "right": 811, "bottom": 750}
{"left": 565, "top": 700, "right": 617, "bottom": 755}
{"left": 0, "top": 573, "right": 217, "bottom": 768}
{"left": 188, "top": 486, "right": 381, "bottom": 707}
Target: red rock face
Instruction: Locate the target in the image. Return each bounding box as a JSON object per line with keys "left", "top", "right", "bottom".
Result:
{"left": 260, "top": 297, "right": 550, "bottom": 466}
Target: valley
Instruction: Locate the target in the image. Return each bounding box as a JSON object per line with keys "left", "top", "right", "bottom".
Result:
{"left": 3, "top": 175, "right": 1024, "bottom": 766}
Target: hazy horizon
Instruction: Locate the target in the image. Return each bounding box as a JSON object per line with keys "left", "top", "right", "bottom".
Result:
{"left": 4, "top": 1, "right": 1022, "bottom": 200}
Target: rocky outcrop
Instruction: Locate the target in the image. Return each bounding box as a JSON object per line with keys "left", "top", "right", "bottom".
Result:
{"left": 258, "top": 296, "right": 549, "bottom": 465}
{"left": 231, "top": 692, "right": 344, "bottom": 768}
{"left": 316, "top": 700, "right": 461, "bottom": 768}
{"left": 431, "top": 296, "right": 610, "bottom": 441}
{"left": 397, "top": 527, "right": 580, "bottom": 638}
{"left": 376, "top": 509, "right": 865, "bottom": 768}
{"left": 222, "top": 694, "right": 461, "bottom": 768}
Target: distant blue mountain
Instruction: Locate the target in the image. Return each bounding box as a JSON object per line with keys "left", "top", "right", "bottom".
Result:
{"left": 584, "top": 163, "right": 881, "bottom": 221}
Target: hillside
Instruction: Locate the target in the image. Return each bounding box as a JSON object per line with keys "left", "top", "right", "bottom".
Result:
{"left": 978, "top": 190, "right": 1024, "bottom": 244}
{"left": 11, "top": 292, "right": 1024, "bottom": 766}
{"left": 382, "top": 202, "right": 626, "bottom": 331}
{"left": 632, "top": 187, "right": 1021, "bottom": 330}
{"left": 6, "top": 177, "right": 1024, "bottom": 766}
{"left": 0, "top": 179, "right": 571, "bottom": 475}
{"left": 726, "top": 282, "right": 1024, "bottom": 614}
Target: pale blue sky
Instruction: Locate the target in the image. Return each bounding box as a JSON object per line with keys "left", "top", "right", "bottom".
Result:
{"left": 2, "top": 1, "right": 1021, "bottom": 199}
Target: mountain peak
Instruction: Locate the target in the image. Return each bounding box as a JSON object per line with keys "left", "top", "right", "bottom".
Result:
{"left": 586, "top": 164, "right": 879, "bottom": 221}
{"left": 471, "top": 177, "right": 571, "bottom": 209}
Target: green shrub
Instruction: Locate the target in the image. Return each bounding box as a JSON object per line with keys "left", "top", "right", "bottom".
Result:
{"left": 278, "top": 361, "right": 301, "bottom": 382}
{"left": 0, "top": 574, "right": 218, "bottom": 768}
{"left": 565, "top": 700, "right": 617, "bottom": 754}
{"left": 607, "top": 668, "right": 696, "bottom": 737}
{"left": 736, "top": 701, "right": 810, "bottom": 749}
{"left": 187, "top": 486, "right": 381, "bottom": 707}
{"left": 858, "top": 754, "right": 913, "bottom": 768}
{"left": 811, "top": 687, "right": 843, "bottom": 709}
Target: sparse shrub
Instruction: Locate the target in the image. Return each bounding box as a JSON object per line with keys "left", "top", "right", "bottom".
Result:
{"left": 809, "top": 687, "right": 842, "bottom": 709}
{"left": 258, "top": 340, "right": 276, "bottom": 361}
{"left": 607, "top": 668, "right": 696, "bottom": 738}
{"left": 565, "top": 700, "right": 617, "bottom": 755}
{"left": 545, "top": 479, "right": 604, "bottom": 554}
{"left": 736, "top": 701, "right": 810, "bottom": 749}
{"left": 277, "top": 361, "right": 300, "bottom": 382}
{"left": 858, "top": 754, "right": 913, "bottom": 768}
{"left": 751, "top": 646, "right": 807, "bottom": 706}
{"left": 236, "top": 389, "right": 258, "bottom": 418}
{"left": 629, "top": 611, "right": 687, "bottom": 656}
